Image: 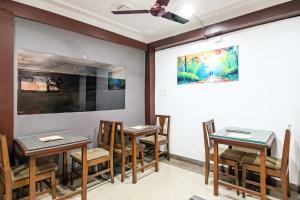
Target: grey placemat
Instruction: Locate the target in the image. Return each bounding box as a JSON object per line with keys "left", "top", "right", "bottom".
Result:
{"left": 189, "top": 195, "right": 206, "bottom": 200}
{"left": 16, "top": 131, "right": 90, "bottom": 151}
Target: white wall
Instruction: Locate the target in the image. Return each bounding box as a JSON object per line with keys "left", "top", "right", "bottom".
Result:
{"left": 155, "top": 17, "right": 300, "bottom": 184}
{"left": 14, "top": 18, "right": 145, "bottom": 147}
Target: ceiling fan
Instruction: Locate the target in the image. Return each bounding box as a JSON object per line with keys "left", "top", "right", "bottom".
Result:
{"left": 111, "top": 0, "right": 189, "bottom": 24}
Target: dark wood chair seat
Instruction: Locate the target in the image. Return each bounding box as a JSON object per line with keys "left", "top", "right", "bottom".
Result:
{"left": 140, "top": 135, "right": 167, "bottom": 145}
{"left": 114, "top": 143, "right": 145, "bottom": 154}
{"left": 12, "top": 160, "right": 57, "bottom": 182}
{"left": 209, "top": 148, "right": 245, "bottom": 162}
{"left": 241, "top": 153, "right": 281, "bottom": 170}
{"left": 71, "top": 148, "right": 109, "bottom": 162}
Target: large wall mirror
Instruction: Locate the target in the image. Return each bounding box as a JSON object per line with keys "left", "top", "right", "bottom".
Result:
{"left": 17, "top": 50, "right": 126, "bottom": 115}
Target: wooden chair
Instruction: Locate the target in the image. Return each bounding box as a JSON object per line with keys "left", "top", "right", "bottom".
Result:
{"left": 140, "top": 115, "right": 171, "bottom": 160}
{"left": 0, "top": 134, "right": 57, "bottom": 200}
{"left": 242, "top": 129, "right": 291, "bottom": 199}
{"left": 203, "top": 120, "right": 245, "bottom": 194}
{"left": 114, "top": 122, "right": 145, "bottom": 182}
{"left": 71, "top": 121, "right": 115, "bottom": 184}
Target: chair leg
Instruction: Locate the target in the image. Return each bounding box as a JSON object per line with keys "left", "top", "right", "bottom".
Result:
{"left": 4, "top": 182, "right": 12, "bottom": 200}
{"left": 166, "top": 142, "right": 170, "bottom": 161}
{"left": 281, "top": 174, "right": 288, "bottom": 200}
{"left": 40, "top": 181, "right": 45, "bottom": 192}
{"left": 234, "top": 163, "right": 240, "bottom": 195}
{"left": 287, "top": 172, "right": 291, "bottom": 197}
{"left": 16, "top": 188, "right": 21, "bottom": 199}
{"left": 110, "top": 158, "right": 114, "bottom": 184}
{"left": 36, "top": 182, "right": 39, "bottom": 193}
{"left": 0, "top": 182, "right": 4, "bottom": 200}
{"left": 98, "top": 164, "right": 102, "bottom": 172}
{"left": 220, "top": 165, "right": 225, "bottom": 174}
{"left": 242, "top": 165, "right": 247, "bottom": 198}
{"left": 71, "top": 159, "right": 75, "bottom": 185}
{"left": 140, "top": 150, "right": 144, "bottom": 173}
{"left": 51, "top": 171, "right": 56, "bottom": 199}
{"left": 121, "top": 154, "right": 126, "bottom": 182}
{"left": 204, "top": 161, "right": 209, "bottom": 185}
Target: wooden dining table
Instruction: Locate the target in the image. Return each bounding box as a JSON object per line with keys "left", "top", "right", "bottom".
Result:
{"left": 209, "top": 127, "right": 275, "bottom": 200}
{"left": 124, "top": 125, "right": 161, "bottom": 184}
{"left": 15, "top": 131, "right": 91, "bottom": 200}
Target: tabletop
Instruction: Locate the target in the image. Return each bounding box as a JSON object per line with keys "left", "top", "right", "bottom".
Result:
{"left": 15, "top": 131, "right": 91, "bottom": 156}
{"left": 209, "top": 127, "right": 275, "bottom": 148}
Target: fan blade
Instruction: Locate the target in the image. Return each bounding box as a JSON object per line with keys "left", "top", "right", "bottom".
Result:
{"left": 111, "top": 10, "right": 149, "bottom": 14}
{"left": 156, "top": 0, "right": 170, "bottom": 7}
{"left": 161, "top": 12, "right": 189, "bottom": 24}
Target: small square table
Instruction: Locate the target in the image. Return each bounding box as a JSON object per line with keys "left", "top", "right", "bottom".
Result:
{"left": 124, "top": 125, "right": 161, "bottom": 184}
{"left": 15, "top": 131, "right": 91, "bottom": 200}
{"left": 209, "top": 127, "right": 275, "bottom": 200}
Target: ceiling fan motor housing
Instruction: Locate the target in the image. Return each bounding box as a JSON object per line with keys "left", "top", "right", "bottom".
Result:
{"left": 150, "top": 5, "right": 165, "bottom": 17}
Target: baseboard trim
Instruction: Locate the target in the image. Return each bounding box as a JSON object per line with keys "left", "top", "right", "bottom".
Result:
{"left": 170, "top": 153, "right": 299, "bottom": 193}
{"left": 170, "top": 154, "right": 204, "bottom": 166}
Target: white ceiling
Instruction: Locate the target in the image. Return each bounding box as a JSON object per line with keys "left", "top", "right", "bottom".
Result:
{"left": 13, "top": 0, "right": 291, "bottom": 43}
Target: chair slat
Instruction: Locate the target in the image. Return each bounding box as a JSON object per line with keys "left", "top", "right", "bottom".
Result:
{"left": 156, "top": 115, "right": 170, "bottom": 136}
{"left": 281, "top": 129, "right": 291, "bottom": 172}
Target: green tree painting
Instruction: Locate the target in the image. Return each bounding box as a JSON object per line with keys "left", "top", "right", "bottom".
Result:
{"left": 177, "top": 46, "right": 239, "bottom": 85}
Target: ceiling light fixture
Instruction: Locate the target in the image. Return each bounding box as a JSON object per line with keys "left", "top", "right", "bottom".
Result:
{"left": 178, "top": 4, "right": 195, "bottom": 19}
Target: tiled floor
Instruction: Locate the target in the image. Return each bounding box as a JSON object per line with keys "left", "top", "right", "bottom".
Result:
{"left": 38, "top": 159, "right": 299, "bottom": 200}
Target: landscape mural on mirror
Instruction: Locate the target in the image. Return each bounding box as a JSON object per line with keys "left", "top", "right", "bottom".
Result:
{"left": 17, "top": 50, "right": 126, "bottom": 115}
{"left": 177, "top": 45, "right": 239, "bottom": 85}
{"left": 108, "top": 70, "right": 126, "bottom": 90}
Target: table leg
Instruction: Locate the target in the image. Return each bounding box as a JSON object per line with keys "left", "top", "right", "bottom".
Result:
{"left": 266, "top": 147, "right": 272, "bottom": 194}
{"left": 63, "top": 152, "right": 68, "bottom": 185}
{"left": 29, "top": 157, "right": 36, "bottom": 200}
{"left": 131, "top": 136, "right": 137, "bottom": 184}
{"left": 213, "top": 143, "right": 219, "bottom": 196}
{"left": 260, "top": 148, "right": 266, "bottom": 200}
{"left": 154, "top": 131, "right": 159, "bottom": 172}
{"left": 81, "top": 145, "right": 88, "bottom": 200}
{"left": 267, "top": 148, "right": 271, "bottom": 156}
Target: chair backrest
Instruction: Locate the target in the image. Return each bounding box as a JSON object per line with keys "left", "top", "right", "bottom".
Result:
{"left": 280, "top": 129, "right": 291, "bottom": 173}
{"left": 156, "top": 115, "right": 171, "bottom": 137}
{"left": 114, "top": 122, "right": 127, "bottom": 151}
{"left": 202, "top": 120, "right": 216, "bottom": 158}
{"left": 98, "top": 121, "right": 115, "bottom": 155}
{"left": 0, "top": 134, "right": 12, "bottom": 185}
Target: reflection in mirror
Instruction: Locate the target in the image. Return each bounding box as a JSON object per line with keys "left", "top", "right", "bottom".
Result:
{"left": 17, "top": 50, "right": 126, "bottom": 115}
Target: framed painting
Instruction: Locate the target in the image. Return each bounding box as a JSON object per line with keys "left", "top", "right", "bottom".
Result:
{"left": 177, "top": 45, "right": 239, "bottom": 85}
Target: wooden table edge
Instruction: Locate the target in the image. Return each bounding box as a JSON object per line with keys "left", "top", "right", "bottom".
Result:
{"left": 209, "top": 134, "right": 274, "bottom": 149}
{"left": 15, "top": 139, "right": 91, "bottom": 157}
